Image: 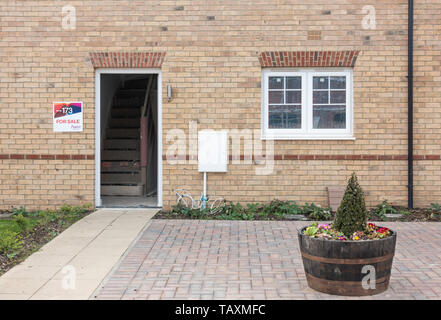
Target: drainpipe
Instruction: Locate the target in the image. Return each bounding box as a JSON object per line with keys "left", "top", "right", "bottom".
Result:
{"left": 408, "top": 0, "right": 414, "bottom": 209}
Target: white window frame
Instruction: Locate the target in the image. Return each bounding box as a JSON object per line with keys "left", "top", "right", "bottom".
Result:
{"left": 261, "top": 68, "right": 354, "bottom": 140}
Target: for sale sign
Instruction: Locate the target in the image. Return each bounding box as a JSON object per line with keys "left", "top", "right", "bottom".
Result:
{"left": 53, "top": 102, "right": 83, "bottom": 132}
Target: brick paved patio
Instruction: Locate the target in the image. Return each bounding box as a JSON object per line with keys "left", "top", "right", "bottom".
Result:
{"left": 92, "top": 220, "right": 441, "bottom": 300}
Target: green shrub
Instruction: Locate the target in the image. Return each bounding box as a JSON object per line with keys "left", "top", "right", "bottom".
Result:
{"left": 12, "top": 214, "right": 32, "bottom": 234}
{"left": 369, "top": 200, "right": 395, "bottom": 221}
{"left": 302, "top": 203, "right": 332, "bottom": 220}
{"left": 37, "top": 210, "right": 59, "bottom": 225}
{"left": 11, "top": 206, "right": 28, "bottom": 216}
{"left": 0, "top": 230, "right": 23, "bottom": 256}
{"left": 267, "top": 200, "right": 302, "bottom": 217}
{"left": 333, "top": 173, "right": 368, "bottom": 237}
{"left": 430, "top": 203, "right": 441, "bottom": 213}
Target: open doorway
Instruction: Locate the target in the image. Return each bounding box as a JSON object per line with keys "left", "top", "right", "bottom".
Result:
{"left": 95, "top": 70, "right": 161, "bottom": 208}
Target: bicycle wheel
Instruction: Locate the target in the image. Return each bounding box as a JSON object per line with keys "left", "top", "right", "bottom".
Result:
{"left": 176, "top": 189, "right": 194, "bottom": 208}
{"left": 208, "top": 198, "right": 225, "bottom": 215}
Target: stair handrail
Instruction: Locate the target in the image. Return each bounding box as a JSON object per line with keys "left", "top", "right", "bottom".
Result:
{"left": 141, "top": 76, "right": 153, "bottom": 117}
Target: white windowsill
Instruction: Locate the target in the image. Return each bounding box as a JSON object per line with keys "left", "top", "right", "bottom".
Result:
{"left": 261, "top": 135, "right": 356, "bottom": 141}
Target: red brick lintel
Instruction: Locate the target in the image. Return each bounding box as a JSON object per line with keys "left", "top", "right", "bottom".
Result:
{"left": 0, "top": 154, "right": 94, "bottom": 160}
{"left": 89, "top": 52, "right": 166, "bottom": 68}
{"left": 161, "top": 154, "right": 440, "bottom": 161}
{"left": 258, "top": 50, "right": 360, "bottom": 68}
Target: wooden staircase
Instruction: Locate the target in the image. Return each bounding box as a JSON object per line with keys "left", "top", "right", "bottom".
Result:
{"left": 101, "top": 87, "right": 146, "bottom": 196}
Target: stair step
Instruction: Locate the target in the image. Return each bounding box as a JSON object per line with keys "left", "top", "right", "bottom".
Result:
{"left": 102, "top": 150, "right": 140, "bottom": 161}
{"left": 101, "top": 173, "right": 141, "bottom": 184}
{"left": 101, "top": 161, "right": 140, "bottom": 172}
{"left": 112, "top": 108, "right": 140, "bottom": 118}
{"left": 104, "top": 139, "right": 139, "bottom": 150}
{"left": 114, "top": 97, "right": 144, "bottom": 108}
{"left": 118, "top": 89, "right": 147, "bottom": 93}
{"left": 110, "top": 118, "right": 140, "bottom": 128}
{"left": 101, "top": 185, "right": 144, "bottom": 196}
{"left": 106, "top": 128, "right": 139, "bottom": 139}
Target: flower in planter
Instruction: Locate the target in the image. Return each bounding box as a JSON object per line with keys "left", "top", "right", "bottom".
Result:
{"left": 377, "top": 227, "right": 389, "bottom": 233}
{"left": 368, "top": 223, "right": 378, "bottom": 230}
{"left": 351, "top": 230, "right": 366, "bottom": 240}
{"left": 317, "top": 223, "right": 330, "bottom": 230}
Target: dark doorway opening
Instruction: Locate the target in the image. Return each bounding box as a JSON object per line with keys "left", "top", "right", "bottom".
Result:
{"left": 99, "top": 74, "right": 158, "bottom": 207}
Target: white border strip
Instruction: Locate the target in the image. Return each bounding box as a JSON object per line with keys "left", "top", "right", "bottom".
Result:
{"left": 95, "top": 68, "right": 162, "bottom": 208}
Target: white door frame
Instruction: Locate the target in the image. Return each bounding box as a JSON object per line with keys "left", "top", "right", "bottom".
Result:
{"left": 95, "top": 68, "right": 162, "bottom": 207}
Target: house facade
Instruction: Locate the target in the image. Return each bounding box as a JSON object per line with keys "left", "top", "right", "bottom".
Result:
{"left": 0, "top": 0, "right": 440, "bottom": 210}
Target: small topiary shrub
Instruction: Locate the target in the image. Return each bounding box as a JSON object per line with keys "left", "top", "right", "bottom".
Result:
{"left": 333, "top": 172, "right": 368, "bottom": 237}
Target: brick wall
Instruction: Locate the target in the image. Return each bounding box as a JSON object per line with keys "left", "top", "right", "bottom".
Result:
{"left": 0, "top": 0, "right": 439, "bottom": 210}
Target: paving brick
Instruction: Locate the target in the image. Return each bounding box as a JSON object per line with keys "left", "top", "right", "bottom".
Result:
{"left": 93, "top": 220, "right": 441, "bottom": 300}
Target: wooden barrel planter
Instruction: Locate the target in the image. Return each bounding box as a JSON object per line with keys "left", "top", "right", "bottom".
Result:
{"left": 298, "top": 226, "right": 397, "bottom": 296}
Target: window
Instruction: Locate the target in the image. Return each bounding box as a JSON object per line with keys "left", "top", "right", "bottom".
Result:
{"left": 262, "top": 69, "right": 353, "bottom": 140}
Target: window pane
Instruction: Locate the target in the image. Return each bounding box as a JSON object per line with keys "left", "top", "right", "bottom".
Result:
{"left": 269, "top": 112, "right": 283, "bottom": 128}
{"left": 269, "top": 77, "right": 284, "bottom": 89}
{"left": 313, "top": 76, "right": 328, "bottom": 89}
{"left": 313, "top": 105, "right": 346, "bottom": 129}
{"left": 330, "top": 91, "right": 346, "bottom": 104}
{"left": 313, "top": 91, "right": 328, "bottom": 104}
{"left": 330, "top": 76, "right": 346, "bottom": 89}
{"left": 286, "top": 90, "right": 301, "bottom": 104}
{"left": 286, "top": 77, "right": 301, "bottom": 89}
{"left": 286, "top": 108, "right": 301, "bottom": 128}
{"left": 268, "top": 91, "right": 284, "bottom": 104}
{"left": 269, "top": 105, "right": 301, "bottom": 129}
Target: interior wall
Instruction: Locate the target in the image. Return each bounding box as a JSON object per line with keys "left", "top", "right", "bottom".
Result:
{"left": 145, "top": 75, "right": 158, "bottom": 195}
{"left": 100, "top": 74, "right": 121, "bottom": 146}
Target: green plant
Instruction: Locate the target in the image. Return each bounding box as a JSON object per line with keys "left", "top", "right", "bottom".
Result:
{"left": 37, "top": 210, "right": 59, "bottom": 225}
{"left": 398, "top": 208, "right": 410, "bottom": 216}
{"left": 302, "top": 203, "right": 332, "bottom": 220}
{"left": 428, "top": 203, "right": 441, "bottom": 220}
{"left": 269, "top": 200, "right": 303, "bottom": 217}
{"left": 430, "top": 203, "right": 441, "bottom": 213}
{"left": 12, "top": 214, "right": 32, "bottom": 234}
{"left": 304, "top": 225, "right": 318, "bottom": 237}
{"left": 60, "top": 204, "right": 89, "bottom": 216}
{"left": 333, "top": 173, "right": 369, "bottom": 237}
{"left": 170, "top": 204, "right": 211, "bottom": 219}
{"left": 0, "top": 230, "right": 23, "bottom": 257}
{"left": 11, "top": 206, "right": 28, "bottom": 216}
{"left": 371, "top": 200, "right": 397, "bottom": 221}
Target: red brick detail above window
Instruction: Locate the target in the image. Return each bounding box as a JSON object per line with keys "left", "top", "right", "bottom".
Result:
{"left": 89, "top": 52, "right": 166, "bottom": 68}
{"left": 258, "top": 51, "right": 360, "bottom": 68}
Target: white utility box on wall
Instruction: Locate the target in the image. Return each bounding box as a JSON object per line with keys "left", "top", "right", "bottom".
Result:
{"left": 198, "top": 130, "right": 228, "bottom": 172}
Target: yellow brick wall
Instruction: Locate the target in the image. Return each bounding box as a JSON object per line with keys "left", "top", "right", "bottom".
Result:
{"left": 0, "top": 1, "right": 439, "bottom": 210}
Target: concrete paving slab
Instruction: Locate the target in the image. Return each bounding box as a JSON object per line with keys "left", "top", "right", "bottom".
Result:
{"left": 0, "top": 208, "right": 158, "bottom": 300}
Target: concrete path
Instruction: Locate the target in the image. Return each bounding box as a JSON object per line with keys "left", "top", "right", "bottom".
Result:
{"left": 93, "top": 220, "right": 441, "bottom": 300}
{"left": 0, "top": 208, "right": 158, "bottom": 300}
